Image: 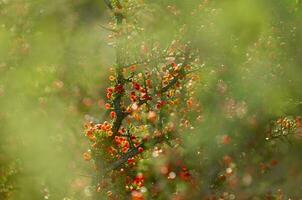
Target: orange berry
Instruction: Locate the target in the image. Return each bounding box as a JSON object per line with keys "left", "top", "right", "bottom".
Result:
{"left": 105, "top": 103, "right": 111, "bottom": 109}
{"left": 106, "top": 92, "right": 112, "bottom": 99}
{"left": 130, "top": 92, "right": 137, "bottom": 102}
{"left": 221, "top": 135, "right": 231, "bottom": 145}
{"left": 270, "top": 159, "right": 278, "bottom": 166}
{"left": 147, "top": 111, "right": 157, "bottom": 123}
{"left": 106, "top": 87, "right": 113, "bottom": 93}
{"left": 131, "top": 191, "right": 144, "bottom": 200}
{"left": 83, "top": 152, "right": 92, "bottom": 161}
{"left": 109, "top": 75, "right": 116, "bottom": 81}
{"left": 133, "top": 112, "right": 141, "bottom": 121}
{"left": 86, "top": 130, "right": 96, "bottom": 141}
{"left": 92, "top": 142, "right": 98, "bottom": 148}
{"left": 83, "top": 98, "right": 93, "bottom": 107}
{"left": 295, "top": 117, "right": 302, "bottom": 127}
{"left": 186, "top": 98, "right": 193, "bottom": 107}
{"left": 107, "top": 130, "right": 113, "bottom": 137}
{"left": 146, "top": 79, "right": 152, "bottom": 88}
{"left": 130, "top": 65, "right": 136, "bottom": 72}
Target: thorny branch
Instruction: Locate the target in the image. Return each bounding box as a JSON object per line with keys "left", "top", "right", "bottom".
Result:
{"left": 105, "top": 51, "right": 192, "bottom": 172}
{"left": 96, "top": 0, "right": 196, "bottom": 178}
{"left": 107, "top": 132, "right": 170, "bottom": 172}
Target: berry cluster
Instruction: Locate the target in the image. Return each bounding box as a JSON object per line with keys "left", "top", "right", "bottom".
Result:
{"left": 267, "top": 116, "right": 302, "bottom": 140}
{"left": 83, "top": 44, "right": 201, "bottom": 198}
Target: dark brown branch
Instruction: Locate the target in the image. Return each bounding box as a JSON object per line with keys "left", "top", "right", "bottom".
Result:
{"left": 106, "top": 134, "right": 167, "bottom": 172}
{"left": 107, "top": 144, "right": 143, "bottom": 172}
{"left": 160, "top": 75, "right": 180, "bottom": 93}
{"left": 109, "top": 0, "right": 126, "bottom": 138}
{"left": 160, "top": 50, "right": 191, "bottom": 93}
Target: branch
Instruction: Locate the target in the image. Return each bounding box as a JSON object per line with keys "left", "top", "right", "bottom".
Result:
{"left": 99, "top": 24, "right": 118, "bottom": 32}
{"left": 103, "top": 0, "right": 124, "bottom": 25}
{"left": 98, "top": 1, "right": 196, "bottom": 175}
{"left": 106, "top": 134, "right": 167, "bottom": 172}
{"left": 103, "top": 0, "right": 114, "bottom": 10}
{"left": 105, "top": 54, "right": 192, "bottom": 171}
{"left": 160, "top": 50, "right": 191, "bottom": 93}
{"left": 160, "top": 75, "right": 180, "bottom": 93}
{"left": 121, "top": 54, "right": 184, "bottom": 69}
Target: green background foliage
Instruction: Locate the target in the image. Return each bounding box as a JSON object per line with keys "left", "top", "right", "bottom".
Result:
{"left": 1, "top": 0, "right": 302, "bottom": 199}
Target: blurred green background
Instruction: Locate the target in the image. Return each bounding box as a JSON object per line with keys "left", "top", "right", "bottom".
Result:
{"left": 1, "top": 0, "right": 302, "bottom": 199}
{"left": 0, "top": 0, "right": 111, "bottom": 199}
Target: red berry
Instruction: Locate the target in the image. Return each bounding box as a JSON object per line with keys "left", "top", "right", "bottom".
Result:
{"left": 133, "top": 82, "right": 141, "bottom": 90}
{"left": 138, "top": 147, "right": 144, "bottom": 153}
{"left": 110, "top": 111, "right": 116, "bottom": 119}
{"left": 127, "top": 157, "right": 135, "bottom": 164}
{"left": 114, "top": 84, "right": 124, "bottom": 93}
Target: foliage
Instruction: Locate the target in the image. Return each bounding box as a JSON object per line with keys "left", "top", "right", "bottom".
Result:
{"left": 1, "top": 0, "right": 302, "bottom": 199}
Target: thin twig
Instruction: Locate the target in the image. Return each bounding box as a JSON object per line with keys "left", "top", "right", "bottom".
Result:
{"left": 99, "top": 24, "right": 118, "bottom": 32}
{"left": 106, "top": 134, "right": 167, "bottom": 172}
{"left": 103, "top": 0, "right": 114, "bottom": 10}
{"left": 122, "top": 54, "right": 184, "bottom": 69}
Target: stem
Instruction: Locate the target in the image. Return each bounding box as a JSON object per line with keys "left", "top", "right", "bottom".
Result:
{"left": 106, "top": 133, "right": 168, "bottom": 172}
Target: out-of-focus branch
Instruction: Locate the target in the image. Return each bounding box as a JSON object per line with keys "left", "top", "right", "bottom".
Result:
{"left": 103, "top": 0, "right": 114, "bottom": 10}
{"left": 103, "top": 0, "right": 124, "bottom": 24}
{"left": 99, "top": 24, "right": 118, "bottom": 32}
{"left": 106, "top": 134, "right": 168, "bottom": 172}
{"left": 121, "top": 54, "right": 185, "bottom": 69}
